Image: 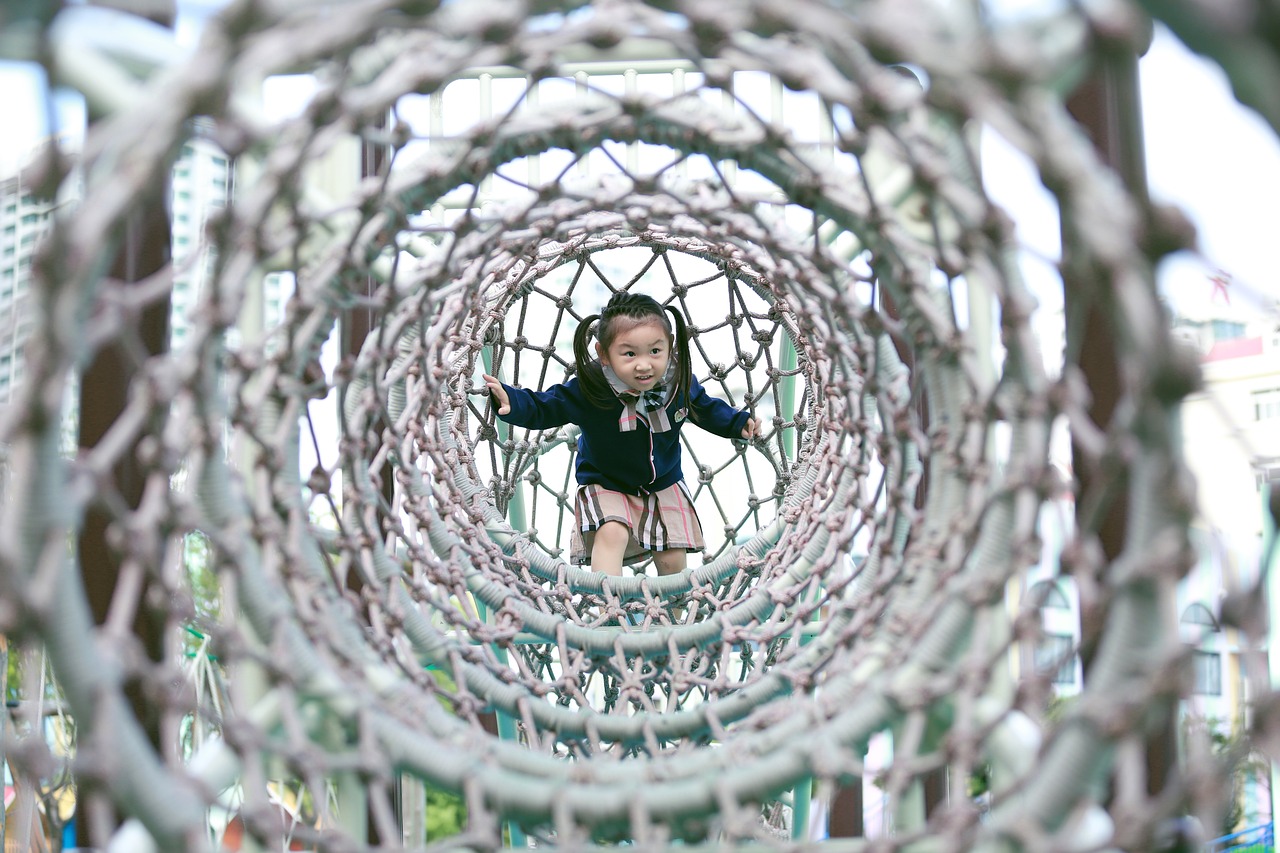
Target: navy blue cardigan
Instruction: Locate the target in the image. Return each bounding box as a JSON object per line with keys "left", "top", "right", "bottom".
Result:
{"left": 495, "top": 365, "right": 750, "bottom": 496}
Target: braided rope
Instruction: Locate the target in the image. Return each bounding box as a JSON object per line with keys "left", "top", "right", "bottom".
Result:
{"left": 0, "top": 1, "right": 1234, "bottom": 850}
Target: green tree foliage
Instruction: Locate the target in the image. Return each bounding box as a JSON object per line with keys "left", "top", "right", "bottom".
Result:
{"left": 4, "top": 641, "right": 17, "bottom": 704}
{"left": 1183, "top": 714, "right": 1267, "bottom": 836}
{"left": 185, "top": 532, "right": 221, "bottom": 621}
{"left": 426, "top": 787, "right": 467, "bottom": 839}
{"left": 181, "top": 531, "right": 224, "bottom": 663}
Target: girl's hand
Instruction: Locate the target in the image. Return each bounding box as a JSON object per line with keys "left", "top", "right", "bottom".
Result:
{"left": 741, "top": 417, "right": 760, "bottom": 440}
{"left": 482, "top": 374, "right": 511, "bottom": 415}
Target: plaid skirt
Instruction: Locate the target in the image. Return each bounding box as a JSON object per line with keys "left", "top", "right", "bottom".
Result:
{"left": 570, "top": 481, "right": 706, "bottom": 566}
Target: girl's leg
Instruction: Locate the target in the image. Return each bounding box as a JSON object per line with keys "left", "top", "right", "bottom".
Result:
{"left": 590, "top": 521, "right": 630, "bottom": 577}
{"left": 652, "top": 548, "right": 687, "bottom": 576}
{"left": 653, "top": 549, "right": 690, "bottom": 624}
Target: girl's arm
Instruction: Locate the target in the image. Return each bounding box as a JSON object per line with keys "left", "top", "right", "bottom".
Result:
{"left": 482, "top": 374, "right": 581, "bottom": 429}
{"left": 687, "top": 377, "right": 758, "bottom": 440}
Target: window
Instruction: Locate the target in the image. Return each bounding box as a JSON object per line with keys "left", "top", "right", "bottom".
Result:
{"left": 1212, "top": 319, "right": 1245, "bottom": 341}
{"left": 1180, "top": 603, "right": 1218, "bottom": 631}
{"left": 1029, "top": 580, "right": 1069, "bottom": 609}
{"left": 1191, "top": 650, "right": 1221, "bottom": 696}
{"left": 1256, "top": 462, "right": 1280, "bottom": 489}
{"left": 1035, "top": 634, "right": 1077, "bottom": 685}
{"left": 1254, "top": 389, "right": 1280, "bottom": 422}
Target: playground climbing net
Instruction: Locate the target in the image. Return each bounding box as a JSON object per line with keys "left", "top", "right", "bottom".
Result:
{"left": 0, "top": 0, "right": 1259, "bottom": 850}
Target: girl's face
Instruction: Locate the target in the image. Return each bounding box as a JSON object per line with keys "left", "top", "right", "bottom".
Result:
{"left": 597, "top": 318, "right": 671, "bottom": 393}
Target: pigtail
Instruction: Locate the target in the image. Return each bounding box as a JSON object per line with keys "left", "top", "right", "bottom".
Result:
{"left": 573, "top": 312, "right": 613, "bottom": 408}
{"left": 665, "top": 304, "right": 693, "bottom": 404}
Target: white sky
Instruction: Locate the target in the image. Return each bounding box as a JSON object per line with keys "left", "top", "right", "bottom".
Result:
{"left": 1141, "top": 32, "right": 1280, "bottom": 318}
{"left": 1, "top": 10, "right": 1276, "bottom": 323}
{"left": 977, "top": 28, "right": 1280, "bottom": 324}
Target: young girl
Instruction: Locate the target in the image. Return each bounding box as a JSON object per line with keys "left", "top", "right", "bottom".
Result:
{"left": 483, "top": 291, "right": 759, "bottom": 577}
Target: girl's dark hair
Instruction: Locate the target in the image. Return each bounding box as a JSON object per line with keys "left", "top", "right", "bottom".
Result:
{"left": 572, "top": 291, "right": 693, "bottom": 409}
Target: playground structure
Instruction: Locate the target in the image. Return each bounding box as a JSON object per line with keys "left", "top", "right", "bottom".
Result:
{"left": 1, "top": 0, "right": 1278, "bottom": 850}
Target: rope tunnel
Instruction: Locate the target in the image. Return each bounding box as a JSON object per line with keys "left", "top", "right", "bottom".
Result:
{"left": 0, "top": 1, "right": 1215, "bottom": 850}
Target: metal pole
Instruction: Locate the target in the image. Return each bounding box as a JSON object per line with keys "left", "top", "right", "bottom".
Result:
{"left": 481, "top": 346, "right": 528, "bottom": 531}
{"left": 1063, "top": 36, "right": 1176, "bottom": 803}
{"left": 329, "top": 106, "right": 391, "bottom": 847}
{"left": 472, "top": 599, "right": 528, "bottom": 848}
{"left": 778, "top": 336, "right": 798, "bottom": 463}
{"left": 74, "top": 6, "right": 175, "bottom": 844}
{"left": 1265, "top": 483, "right": 1280, "bottom": 832}
{"left": 0, "top": 634, "right": 6, "bottom": 853}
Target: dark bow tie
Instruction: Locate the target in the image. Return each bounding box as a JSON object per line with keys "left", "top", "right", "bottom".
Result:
{"left": 635, "top": 386, "right": 667, "bottom": 411}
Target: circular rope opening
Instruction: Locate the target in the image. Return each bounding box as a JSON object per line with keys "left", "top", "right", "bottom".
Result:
{"left": 0, "top": 1, "right": 1207, "bottom": 849}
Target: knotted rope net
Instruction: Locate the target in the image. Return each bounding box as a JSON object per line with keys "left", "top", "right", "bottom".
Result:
{"left": 1, "top": 0, "right": 1265, "bottom": 850}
